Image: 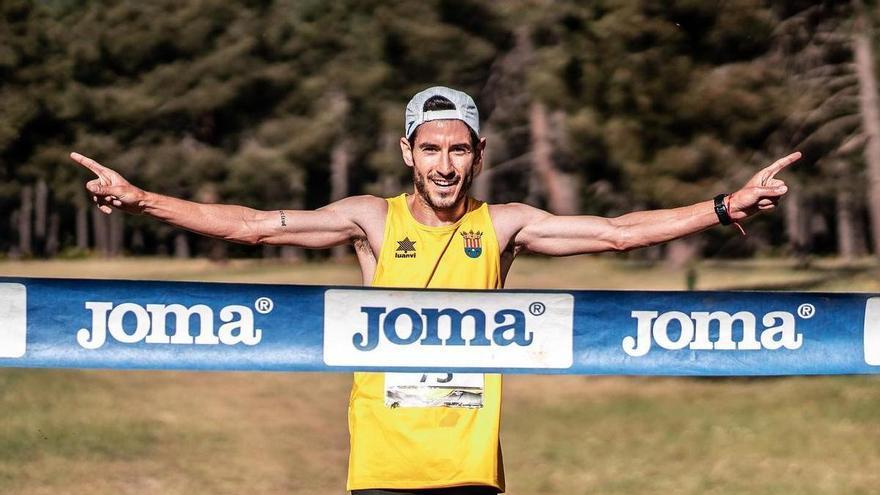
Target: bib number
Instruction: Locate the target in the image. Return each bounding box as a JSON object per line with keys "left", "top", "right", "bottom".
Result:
{"left": 384, "top": 372, "right": 484, "bottom": 409}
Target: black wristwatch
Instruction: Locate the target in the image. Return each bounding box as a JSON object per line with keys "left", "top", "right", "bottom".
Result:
{"left": 713, "top": 194, "right": 732, "bottom": 225}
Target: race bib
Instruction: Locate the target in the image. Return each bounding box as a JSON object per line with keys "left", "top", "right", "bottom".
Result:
{"left": 384, "top": 372, "right": 484, "bottom": 408}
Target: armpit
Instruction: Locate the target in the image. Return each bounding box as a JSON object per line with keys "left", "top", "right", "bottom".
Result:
{"left": 353, "top": 236, "right": 376, "bottom": 260}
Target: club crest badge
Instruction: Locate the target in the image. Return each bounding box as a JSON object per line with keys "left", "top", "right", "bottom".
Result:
{"left": 460, "top": 230, "right": 483, "bottom": 259}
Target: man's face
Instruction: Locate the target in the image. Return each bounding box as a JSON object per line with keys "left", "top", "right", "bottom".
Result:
{"left": 400, "top": 120, "right": 484, "bottom": 210}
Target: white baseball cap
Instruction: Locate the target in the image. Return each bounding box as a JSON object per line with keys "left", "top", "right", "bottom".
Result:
{"left": 404, "top": 86, "right": 480, "bottom": 139}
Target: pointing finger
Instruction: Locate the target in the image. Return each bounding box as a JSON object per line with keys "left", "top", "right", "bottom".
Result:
{"left": 763, "top": 152, "right": 801, "bottom": 182}
{"left": 70, "top": 152, "right": 111, "bottom": 184}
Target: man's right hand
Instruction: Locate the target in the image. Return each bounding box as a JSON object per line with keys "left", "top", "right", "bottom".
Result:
{"left": 70, "top": 152, "right": 148, "bottom": 215}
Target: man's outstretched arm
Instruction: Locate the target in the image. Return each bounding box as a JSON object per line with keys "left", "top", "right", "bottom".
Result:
{"left": 503, "top": 152, "right": 801, "bottom": 256}
{"left": 70, "top": 152, "right": 379, "bottom": 248}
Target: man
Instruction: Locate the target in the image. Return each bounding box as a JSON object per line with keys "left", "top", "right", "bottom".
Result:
{"left": 72, "top": 86, "right": 799, "bottom": 494}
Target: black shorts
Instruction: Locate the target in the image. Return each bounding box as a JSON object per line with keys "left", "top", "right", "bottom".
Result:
{"left": 352, "top": 487, "right": 500, "bottom": 495}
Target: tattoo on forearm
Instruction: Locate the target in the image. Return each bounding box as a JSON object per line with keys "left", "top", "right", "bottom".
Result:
{"left": 279, "top": 210, "right": 287, "bottom": 227}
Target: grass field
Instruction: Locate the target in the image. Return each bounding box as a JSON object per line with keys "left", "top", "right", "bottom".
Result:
{"left": 1, "top": 256, "right": 879, "bottom": 494}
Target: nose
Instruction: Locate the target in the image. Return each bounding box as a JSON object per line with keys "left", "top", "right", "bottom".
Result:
{"left": 436, "top": 151, "right": 455, "bottom": 177}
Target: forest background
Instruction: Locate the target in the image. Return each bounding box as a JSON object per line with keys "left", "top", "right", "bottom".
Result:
{"left": 4, "top": 0, "right": 880, "bottom": 264}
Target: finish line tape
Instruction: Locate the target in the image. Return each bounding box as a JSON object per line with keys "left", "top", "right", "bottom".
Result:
{"left": 1, "top": 277, "right": 879, "bottom": 375}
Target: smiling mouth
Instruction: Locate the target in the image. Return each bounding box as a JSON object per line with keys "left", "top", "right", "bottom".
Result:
{"left": 431, "top": 177, "right": 459, "bottom": 188}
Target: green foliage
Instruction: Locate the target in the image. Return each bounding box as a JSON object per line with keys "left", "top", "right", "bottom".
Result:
{"left": 0, "top": 0, "right": 862, "bottom": 257}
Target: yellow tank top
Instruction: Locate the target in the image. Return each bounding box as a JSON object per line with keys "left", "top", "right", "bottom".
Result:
{"left": 346, "top": 194, "right": 504, "bottom": 491}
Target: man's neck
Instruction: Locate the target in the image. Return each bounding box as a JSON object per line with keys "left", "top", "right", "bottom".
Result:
{"left": 407, "top": 192, "right": 469, "bottom": 227}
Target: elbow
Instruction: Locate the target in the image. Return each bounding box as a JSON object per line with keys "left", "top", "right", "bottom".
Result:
{"left": 232, "top": 217, "right": 270, "bottom": 246}
{"left": 603, "top": 220, "right": 631, "bottom": 252}
{"left": 220, "top": 212, "right": 273, "bottom": 245}
{"left": 616, "top": 236, "right": 655, "bottom": 253}
{"left": 611, "top": 238, "right": 634, "bottom": 252}
{"left": 609, "top": 224, "right": 646, "bottom": 252}
{"left": 239, "top": 235, "right": 263, "bottom": 246}
{"left": 225, "top": 235, "right": 261, "bottom": 246}
{"left": 226, "top": 228, "right": 264, "bottom": 246}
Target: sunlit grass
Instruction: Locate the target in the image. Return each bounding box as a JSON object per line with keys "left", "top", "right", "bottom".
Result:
{"left": 3, "top": 254, "right": 877, "bottom": 290}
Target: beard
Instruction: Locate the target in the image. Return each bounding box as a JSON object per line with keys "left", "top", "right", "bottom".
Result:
{"left": 413, "top": 165, "right": 475, "bottom": 210}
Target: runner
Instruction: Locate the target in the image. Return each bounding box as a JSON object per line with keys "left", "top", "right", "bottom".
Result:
{"left": 71, "top": 86, "right": 799, "bottom": 494}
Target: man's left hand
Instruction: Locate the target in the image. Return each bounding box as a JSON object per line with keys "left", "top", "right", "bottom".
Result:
{"left": 728, "top": 151, "right": 801, "bottom": 220}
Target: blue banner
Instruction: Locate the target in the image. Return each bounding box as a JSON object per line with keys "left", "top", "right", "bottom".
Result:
{"left": 1, "top": 277, "right": 879, "bottom": 375}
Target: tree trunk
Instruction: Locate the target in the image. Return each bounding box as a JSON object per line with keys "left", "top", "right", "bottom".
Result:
{"left": 374, "top": 130, "right": 402, "bottom": 198}
{"left": 783, "top": 187, "right": 811, "bottom": 264}
{"left": 665, "top": 237, "right": 702, "bottom": 269}
{"left": 174, "top": 232, "right": 190, "bottom": 259}
{"left": 18, "top": 185, "right": 33, "bottom": 256}
{"left": 529, "top": 101, "right": 577, "bottom": 215}
{"left": 34, "top": 179, "right": 48, "bottom": 251}
{"left": 8, "top": 210, "right": 20, "bottom": 258}
{"left": 207, "top": 241, "right": 227, "bottom": 262}
{"left": 379, "top": 175, "right": 399, "bottom": 197}
{"left": 836, "top": 187, "right": 867, "bottom": 259}
{"left": 280, "top": 246, "right": 302, "bottom": 262}
{"left": 109, "top": 212, "right": 124, "bottom": 257}
{"left": 45, "top": 212, "right": 60, "bottom": 257}
{"left": 131, "top": 228, "right": 145, "bottom": 255}
{"left": 853, "top": 0, "right": 880, "bottom": 255}
{"left": 91, "top": 208, "right": 110, "bottom": 257}
{"left": 76, "top": 201, "right": 89, "bottom": 251}
{"left": 833, "top": 159, "right": 868, "bottom": 259}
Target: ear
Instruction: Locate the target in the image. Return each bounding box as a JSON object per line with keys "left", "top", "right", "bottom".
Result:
{"left": 473, "top": 136, "right": 487, "bottom": 175}
{"left": 399, "top": 137, "right": 414, "bottom": 168}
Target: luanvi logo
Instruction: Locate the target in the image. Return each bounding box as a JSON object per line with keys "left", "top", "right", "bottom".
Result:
{"left": 395, "top": 237, "right": 417, "bottom": 259}
{"left": 77, "top": 299, "right": 269, "bottom": 349}
{"left": 322, "top": 289, "right": 574, "bottom": 369}
{"left": 0, "top": 283, "right": 27, "bottom": 358}
{"left": 864, "top": 297, "right": 880, "bottom": 366}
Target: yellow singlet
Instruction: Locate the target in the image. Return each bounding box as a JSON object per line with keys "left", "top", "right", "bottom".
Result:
{"left": 346, "top": 194, "right": 505, "bottom": 492}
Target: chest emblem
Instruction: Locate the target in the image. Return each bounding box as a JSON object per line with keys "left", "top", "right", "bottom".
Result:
{"left": 395, "top": 236, "right": 417, "bottom": 259}
{"left": 460, "top": 230, "right": 483, "bottom": 259}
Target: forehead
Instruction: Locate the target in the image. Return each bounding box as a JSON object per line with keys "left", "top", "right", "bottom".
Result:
{"left": 412, "top": 120, "right": 472, "bottom": 146}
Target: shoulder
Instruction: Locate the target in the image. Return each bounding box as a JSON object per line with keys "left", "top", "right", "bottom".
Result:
{"left": 487, "top": 202, "right": 552, "bottom": 250}
{"left": 320, "top": 195, "right": 387, "bottom": 217}
{"left": 318, "top": 195, "right": 388, "bottom": 237}
{"left": 488, "top": 202, "right": 551, "bottom": 227}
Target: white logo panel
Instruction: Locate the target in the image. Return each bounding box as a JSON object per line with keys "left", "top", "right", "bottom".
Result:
{"left": 323, "top": 289, "right": 574, "bottom": 369}
{"left": 865, "top": 297, "right": 880, "bottom": 366}
{"left": 0, "top": 283, "right": 27, "bottom": 358}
